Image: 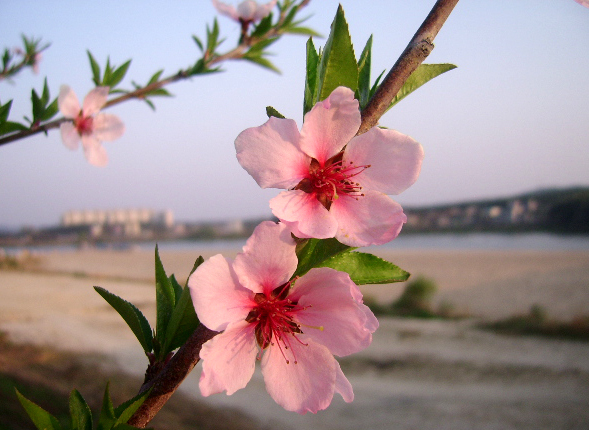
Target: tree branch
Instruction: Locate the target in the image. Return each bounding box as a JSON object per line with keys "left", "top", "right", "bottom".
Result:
{"left": 358, "top": 0, "right": 459, "bottom": 135}
{"left": 127, "top": 325, "right": 218, "bottom": 428}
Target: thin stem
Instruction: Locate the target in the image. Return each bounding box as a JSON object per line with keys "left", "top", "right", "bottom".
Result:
{"left": 0, "top": 0, "right": 311, "bottom": 148}
{"left": 358, "top": 0, "right": 459, "bottom": 135}
{"left": 127, "top": 325, "right": 218, "bottom": 428}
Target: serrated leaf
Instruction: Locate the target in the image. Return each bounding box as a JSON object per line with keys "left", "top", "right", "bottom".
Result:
{"left": 154, "top": 245, "right": 175, "bottom": 356}
{"left": 293, "top": 238, "right": 352, "bottom": 279}
{"left": 319, "top": 252, "right": 410, "bottom": 285}
{"left": 369, "top": 69, "right": 385, "bottom": 100}
{"left": 108, "top": 59, "right": 132, "bottom": 89}
{"left": 94, "top": 286, "right": 153, "bottom": 353}
{"left": 15, "top": 389, "right": 62, "bottom": 430}
{"left": 69, "top": 390, "right": 92, "bottom": 430}
{"left": 357, "top": 35, "right": 373, "bottom": 110}
{"left": 303, "top": 37, "right": 319, "bottom": 115}
{"left": 266, "top": 106, "right": 285, "bottom": 119}
{"left": 113, "top": 388, "right": 152, "bottom": 425}
{"left": 97, "top": 383, "right": 116, "bottom": 430}
{"left": 87, "top": 50, "right": 101, "bottom": 86}
{"left": 387, "top": 63, "right": 457, "bottom": 110}
{"left": 316, "top": 5, "right": 358, "bottom": 102}
{"left": 0, "top": 121, "right": 28, "bottom": 136}
{"left": 242, "top": 56, "right": 280, "bottom": 73}
{"left": 161, "top": 285, "right": 199, "bottom": 354}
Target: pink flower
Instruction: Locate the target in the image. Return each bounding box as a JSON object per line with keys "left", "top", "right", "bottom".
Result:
{"left": 212, "top": 0, "right": 277, "bottom": 23}
{"left": 574, "top": 0, "right": 589, "bottom": 7}
{"left": 235, "top": 86, "right": 424, "bottom": 247}
{"left": 188, "top": 221, "right": 377, "bottom": 414}
{"left": 58, "top": 85, "right": 125, "bottom": 166}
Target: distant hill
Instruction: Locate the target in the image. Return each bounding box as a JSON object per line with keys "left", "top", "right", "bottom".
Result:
{"left": 403, "top": 186, "right": 589, "bottom": 234}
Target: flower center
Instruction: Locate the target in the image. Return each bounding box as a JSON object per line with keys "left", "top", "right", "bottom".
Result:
{"left": 74, "top": 113, "right": 94, "bottom": 136}
{"left": 295, "top": 152, "right": 370, "bottom": 209}
{"left": 245, "top": 280, "right": 304, "bottom": 364}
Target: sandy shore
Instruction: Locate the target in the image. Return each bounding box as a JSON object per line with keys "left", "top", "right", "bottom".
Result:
{"left": 1, "top": 247, "right": 589, "bottom": 429}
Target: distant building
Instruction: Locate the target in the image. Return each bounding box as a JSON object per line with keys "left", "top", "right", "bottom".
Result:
{"left": 61, "top": 208, "right": 174, "bottom": 237}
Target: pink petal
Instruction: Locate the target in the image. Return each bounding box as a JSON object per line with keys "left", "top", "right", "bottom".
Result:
{"left": 58, "top": 85, "right": 80, "bottom": 118}
{"left": 330, "top": 191, "right": 407, "bottom": 247}
{"left": 291, "top": 267, "right": 375, "bottom": 356}
{"left": 81, "top": 135, "right": 108, "bottom": 167}
{"left": 233, "top": 221, "right": 298, "bottom": 295}
{"left": 199, "top": 320, "right": 257, "bottom": 396}
{"left": 212, "top": 0, "right": 240, "bottom": 20}
{"left": 335, "top": 361, "right": 354, "bottom": 403}
{"left": 299, "top": 87, "right": 360, "bottom": 165}
{"left": 253, "top": 0, "right": 277, "bottom": 21}
{"left": 344, "top": 127, "right": 424, "bottom": 195}
{"left": 93, "top": 113, "right": 125, "bottom": 141}
{"left": 261, "top": 338, "right": 337, "bottom": 414}
{"left": 270, "top": 190, "right": 338, "bottom": 239}
{"left": 235, "top": 117, "right": 310, "bottom": 189}
{"left": 59, "top": 122, "right": 80, "bottom": 150}
{"left": 82, "top": 87, "right": 109, "bottom": 116}
{"left": 188, "top": 254, "right": 253, "bottom": 331}
{"left": 574, "top": 0, "right": 589, "bottom": 7}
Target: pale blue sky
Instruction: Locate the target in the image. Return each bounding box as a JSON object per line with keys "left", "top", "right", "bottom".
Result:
{"left": 1, "top": 0, "right": 588, "bottom": 229}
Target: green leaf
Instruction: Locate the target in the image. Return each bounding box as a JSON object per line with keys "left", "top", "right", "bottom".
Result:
{"left": 39, "top": 97, "right": 58, "bottom": 122}
{"left": 293, "top": 238, "right": 352, "bottom": 279}
{"left": 41, "top": 78, "right": 50, "bottom": 106}
{"left": 357, "top": 35, "right": 373, "bottom": 110}
{"left": 69, "top": 390, "right": 92, "bottom": 430}
{"left": 0, "top": 99, "right": 12, "bottom": 122}
{"left": 303, "top": 37, "right": 319, "bottom": 115}
{"left": 147, "top": 70, "right": 164, "bottom": 85}
{"left": 15, "top": 389, "right": 62, "bottom": 430}
{"left": 30, "top": 88, "right": 43, "bottom": 121}
{"left": 97, "top": 383, "right": 116, "bottom": 430}
{"left": 282, "top": 26, "right": 321, "bottom": 37}
{"left": 266, "top": 106, "right": 286, "bottom": 119}
{"left": 242, "top": 56, "right": 280, "bottom": 73}
{"left": 319, "top": 252, "right": 410, "bottom": 285}
{"left": 251, "top": 13, "right": 273, "bottom": 38}
{"left": 387, "top": 63, "right": 457, "bottom": 110}
{"left": 162, "top": 285, "right": 199, "bottom": 354}
{"left": 192, "top": 35, "right": 204, "bottom": 52}
{"left": 155, "top": 246, "right": 175, "bottom": 348}
{"left": 0, "top": 121, "right": 28, "bottom": 136}
{"left": 113, "top": 388, "right": 152, "bottom": 425}
{"left": 315, "top": 5, "right": 358, "bottom": 102}
{"left": 108, "top": 59, "right": 132, "bottom": 89}
{"left": 94, "top": 286, "right": 153, "bottom": 353}
{"left": 87, "top": 50, "right": 101, "bottom": 86}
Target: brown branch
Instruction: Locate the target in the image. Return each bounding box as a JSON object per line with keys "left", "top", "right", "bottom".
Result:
{"left": 358, "top": 0, "right": 459, "bottom": 135}
{"left": 127, "top": 325, "right": 218, "bottom": 428}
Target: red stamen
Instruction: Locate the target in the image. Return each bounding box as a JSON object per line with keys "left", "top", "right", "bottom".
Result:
{"left": 74, "top": 112, "right": 94, "bottom": 136}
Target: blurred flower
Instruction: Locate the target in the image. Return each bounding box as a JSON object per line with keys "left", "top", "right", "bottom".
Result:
{"left": 30, "top": 52, "right": 42, "bottom": 74}
{"left": 573, "top": 0, "right": 589, "bottom": 7}
{"left": 58, "top": 85, "right": 124, "bottom": 166}
{"left": 189, "top": 221, "right": 377, "bottom": 414}
{"left": 235, "top": 86, "right": 424, "bottom": 247}
{"left": 212, "top": 0, "right": 276, "bottom": 23}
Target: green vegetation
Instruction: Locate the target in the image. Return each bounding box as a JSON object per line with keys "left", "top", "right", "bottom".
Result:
{"left": 480, "top": 305, "right": 589, "bottom": 341}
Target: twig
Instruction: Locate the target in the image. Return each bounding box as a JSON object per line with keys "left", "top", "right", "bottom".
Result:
{"left": 358, "top": 0, "right": 459, "bottom": 135}
{"left": 127, "top": 325, "right": 218, "bottom": 428}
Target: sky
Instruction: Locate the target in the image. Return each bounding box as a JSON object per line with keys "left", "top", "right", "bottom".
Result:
{"left": 1, "top": 0, "right": 588, "bottom": 229}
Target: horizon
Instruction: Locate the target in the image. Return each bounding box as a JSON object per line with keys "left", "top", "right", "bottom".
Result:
{"left": 1, "top": 1, "right": 588, "bottom": 229}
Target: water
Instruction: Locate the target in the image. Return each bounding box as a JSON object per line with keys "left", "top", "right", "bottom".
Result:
{"left": 4, "top": 233, "right": 588, "bottom": 255}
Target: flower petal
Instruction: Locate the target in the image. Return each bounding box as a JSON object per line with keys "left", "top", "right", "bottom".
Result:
{"left": 189, "top": 254, "right": 253, "bottom": 331}
{"left": 212, "top": 0, "right": 239, "bottom": 20}
{"left": 236, "top": 0, "right": 257, "bottom": 20}
{"left": 291, "top": 267, "right": 375, "bottom": 356}
{"left": 335, "top": 361, "right": 354, "bottom": 403}
{"left": 235, "top": 117, "right": 310, "bottom": 189}
{"left": 82, "top": 86, "right": 109, "bottom": 116}
{"left": 299, "top": 87, "right": 360, "bottom": 165}
{"left": 261, "top": 338, "right": 337, "bottom": 414}
{"left": 331, "top": 191, "right": 407, "bottom": 246}
{"left": 59, "top": 122, "right": 80, "bottom": 150}
{"left": 253, "top": 0, "right": 277, "bottom": 21}
{"left": 81, "top": 135, "right": 108, "bottom": 167}
{"left": 233, "top": 221, "right": 297, "bottom": 295}
{"left": 344, "top": 127, "right": 424, "bottom": 195}
{"left": 58, "top": 85, "right": 80, "bottom": 118}
{"left": 199, "top": 320, "right": 257, "bottom": 396}
{"left": 270, "top": 190, "right": 338, "bottom": 239}
{"left": 93, "top": 113, "right": 125, "bottom": 141}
